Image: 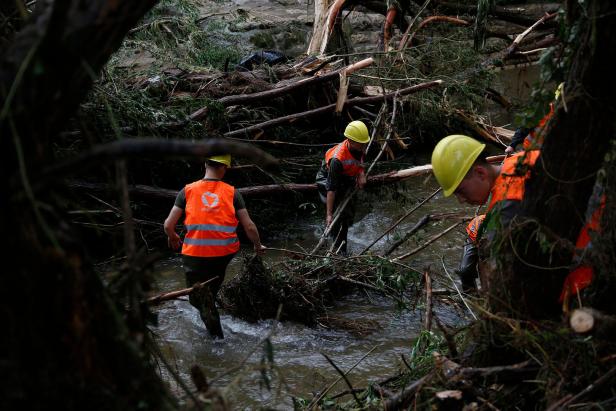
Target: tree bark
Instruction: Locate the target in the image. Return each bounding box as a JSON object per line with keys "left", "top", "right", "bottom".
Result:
{"left": 0, "top": 1, "right": 181, "bottom": 409}
{"left": 484, "top": 0, "right": 616, "bottom": 318}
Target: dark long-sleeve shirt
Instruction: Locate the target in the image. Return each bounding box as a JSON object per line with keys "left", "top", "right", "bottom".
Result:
{"left": 316, "top": 158, "right": 360, "bottom": 199}
{"left": 508, "top": 127, "right": 531, "bottom": 149}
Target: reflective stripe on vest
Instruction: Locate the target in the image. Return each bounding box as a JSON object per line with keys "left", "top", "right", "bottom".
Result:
{"left": 325, "top": 140, "right": 364, "bottom": 177}
{"left": 181, "top": 180, "right": 240, "bottom": 257}
{"left": 487, "top": 150, "right": 540, "bottom": 211}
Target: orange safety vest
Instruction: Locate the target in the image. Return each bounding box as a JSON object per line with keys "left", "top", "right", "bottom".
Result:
{"left": 523, "top": 103, "right": 554, "bottom": 150}
{"left": 325, "top": 140, "right": 365, "bottom": 177}
{"left": 181, "top": 180, "right": 240, "bottom": 257}
{"left": 466, "top": 214, "right": 486, "bottom": 243}
{"left": 559, "top": 194, "right": 606, "bottom": 303}
{"left": 487, "top": 150, "right": 540, "bottom": 211}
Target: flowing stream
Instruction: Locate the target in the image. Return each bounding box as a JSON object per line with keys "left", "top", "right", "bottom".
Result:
{"left": 147, "top": 2, "right": 541, "bottom": 406}
{"left": 151, "top": 176, "right": 476, "bottom": 409}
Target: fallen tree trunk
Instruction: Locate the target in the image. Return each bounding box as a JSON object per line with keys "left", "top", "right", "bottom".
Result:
{"left": 212, "top": 58, "right": 373, "bottom": 109}
{"left": 223, "top": 80, "right": 444, "bottom": 138}
{"left": 68, "top": 155, "right": 506, "bottom": 201}
{"left": 67, "top": 163, "right": 435, "bottom": 200}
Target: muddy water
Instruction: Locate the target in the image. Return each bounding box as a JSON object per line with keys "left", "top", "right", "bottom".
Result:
{"left": 151, "top": 175, "right": 476, "bottom": 409}
{"left": 151, "top": 2, "right": 542, "bottom": 405}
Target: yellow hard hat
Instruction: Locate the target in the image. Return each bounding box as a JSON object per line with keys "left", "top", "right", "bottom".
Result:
{"left": 207, "top": 154, "right": 231, "bottom": 167}
{"left": 344, "top": 120, "right": 370, "bottom": 144}
{"left": 431, "top": 135, "right": 486, "bottom": 197}
{"left": 554, "top": 82, "right": 564, "bottom": 101}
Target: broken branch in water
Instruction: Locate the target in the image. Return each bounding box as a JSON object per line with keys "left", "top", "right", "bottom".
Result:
{"left": 307, "top": 345, "right": 378, "bottom": 410}
{"left": 360, "top": 187, "right": 442, "bottom": 256}
{"left": 146, "top": 277, "right": 218, "bottom": 305}
{"left": 393, "top": 221, "right": 464, "bottom": 261}
{"left": 321, "top": 352, "right": 362, "bottom": 407}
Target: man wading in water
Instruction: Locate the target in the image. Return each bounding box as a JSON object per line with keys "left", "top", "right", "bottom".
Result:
{"left": 164, "top": 155, "right": 265, "bottom": 338}
{"left": 315, "top": 120, "right": 369, "bottom": 255}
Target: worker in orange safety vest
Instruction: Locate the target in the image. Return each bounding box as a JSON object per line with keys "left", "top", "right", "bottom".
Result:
{"left": 432, "top": 134, "right": 540, "bottom": 291}
{"left": 164, "top": 154, "right": 265, "bottom": 339}
{"left": 315, "top": 120, "right": 369, "bottom": 254}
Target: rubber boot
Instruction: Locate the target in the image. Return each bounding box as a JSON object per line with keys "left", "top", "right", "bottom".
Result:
{"left": 200, "top": 289, "right": 224, "bottom": 339}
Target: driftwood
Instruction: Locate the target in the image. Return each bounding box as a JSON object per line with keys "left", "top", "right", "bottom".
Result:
{"left": 569, "top": 308, "right": 616, "bottom": 340}
{"left": 223, "top": 80, "right": 443, "bottom": 138}
{"left": 307, "top": 0, "right": 333, "bottom": 55}
{"left": 36, "top": 138, "right": 277, "bottom": 194}
{"left": 455, "top": 110, "right": 512, "bottom": 146}
{"left": 306, "top": 346, "right": 378, "bottom": 410}
{"left": 210, "top": 58, "right": 373, "bottom": 109}
{"left": 382, "top": 211, "right": 473, "bottom": 256}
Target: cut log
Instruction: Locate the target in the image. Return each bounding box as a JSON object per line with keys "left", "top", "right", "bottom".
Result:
{"left": 570, "top": 308, "right": 616, "bottom": 339}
